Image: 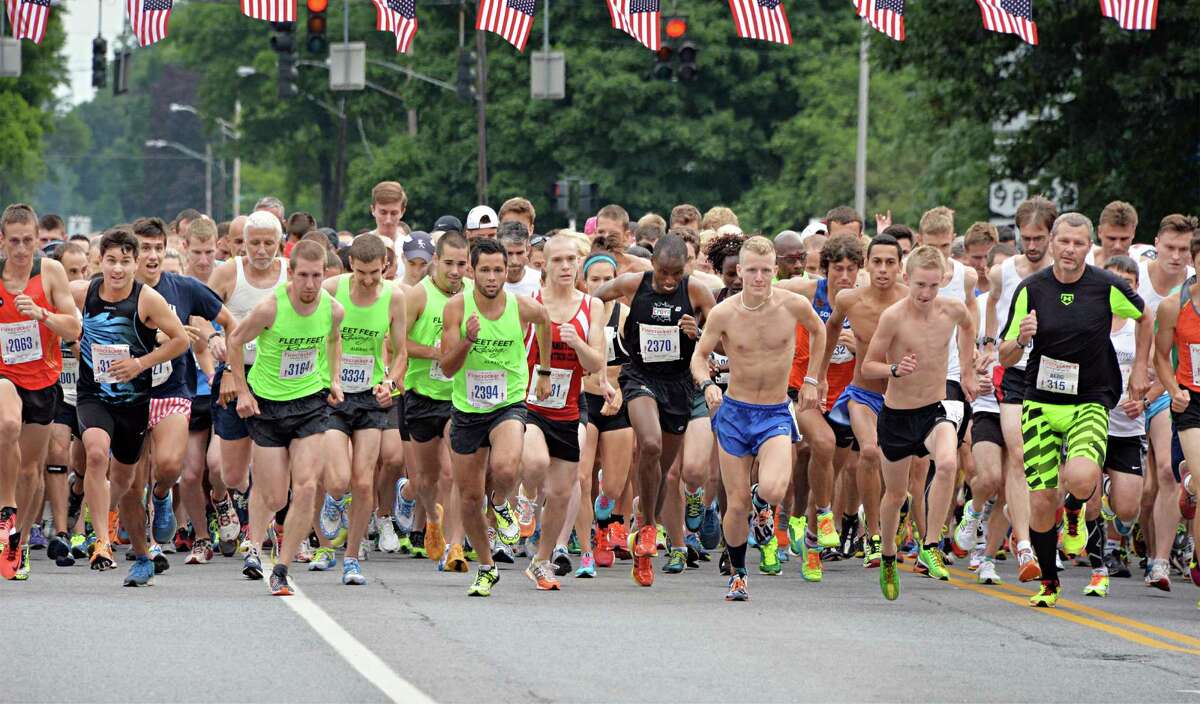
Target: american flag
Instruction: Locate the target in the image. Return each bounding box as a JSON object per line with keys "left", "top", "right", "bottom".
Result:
{"left": 241, "top": 0, "right": 294, "bottom": 22}
{"left": 476, "top": 0, "right": 535, "bottom": 51}
{"left": 606, "top": 0, "right": 659, "bottom": 50}
{"left": 1099, "top": 0, "right": 1157, "bottom": 30}
{"left": 5, "top": 0, "right": 51, "bottom": 44}
{"left": 374, "top": 0, "right": 418, "bottom": 53}
{"left": 855, "top": 0, "right": 904, "bottom": 41}
{"left": 128, "top": 0, "right": 172, "bottom": 47}
{"left": 728, "top": 0, "right": 792, "bottom": 44}
{"left": 977, "top": 0, "right": 1038, "bottom": 45}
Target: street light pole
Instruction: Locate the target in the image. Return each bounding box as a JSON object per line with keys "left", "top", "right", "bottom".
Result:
{"left": 204, "top": 142, "right": 213, "bottom": 218}
{"left": 232, "top": 100, "right": 242, "bottom": 216}
{"left": 854, "top": 24, "right": 869, "bottom": 221}
{"left": 145, "top": 139, "right": 214, "bottom": 216}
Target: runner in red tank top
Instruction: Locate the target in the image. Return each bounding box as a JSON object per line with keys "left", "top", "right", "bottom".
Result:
{"left": 519, "top": 235, "right": 607, "bottom": 589}
{"left": 0, "top": 204, "right": 82, "bottom": 581}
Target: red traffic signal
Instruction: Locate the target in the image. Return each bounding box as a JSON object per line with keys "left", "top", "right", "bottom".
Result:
{"left": 665, "top": 16, "right": 688, "bottom": 39}
{"left": 306, "top": 0, "right": 328, "bottom": 11}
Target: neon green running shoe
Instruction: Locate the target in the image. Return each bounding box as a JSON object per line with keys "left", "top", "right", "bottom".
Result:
{"left": 815, "top": 510, "right": 839, "bottom": 549}
{"left": 863, "top": 534, "right": 882, "bottom": 569}
{"left": 13, "top": 543, "right": 30, "bottom": 581}
{"left": 467, "top": 566, "right": 499, "bottom": 596}
{"left": 1062, "top": 510, "right": 1086, "bottom": 558}
{"left": 758, "top": 537, "right": 782, "bottom": 576}
{"left": 656, "top": 524, "right": 667, "bottom": 551}
{"left": 1083, "top": 570, "right": 1110, "bottom": 597}
{"left": 787, "top": 515, "right": 806, "bottom": 556}
{"left": 1029, "top": 581, "right": 1061, "bottom": 607}
{"left": 800, "top": 539, "right": 822, "bottom": 582}
{"left": 397, "top": 534, "right": 412, "bottom": 555}
{"left": 917, "top": 544, "right": 950, "bottom": 581}
{"left": 880, "top": 558, "right": 900, "bottom": 601}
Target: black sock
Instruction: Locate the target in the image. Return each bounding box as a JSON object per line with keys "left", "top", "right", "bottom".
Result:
{"left": 924, "top": 541, "right": 939, "bottom": 551}
{"left": 1064, "top": 494, "right": 1086, "bottom": 512}
{"left": 1086, "top": 519, "right": 1104, "bottom": 569}
{"left": 611, "top": 514, "right": 625, "bottom": 528}
{"left": 597, "top": 515, "right": 616, "bottom": 529}
{"left": 1030, "top": 527, "right": 1059, "bottom": 583}
{"left": 882, "top": 554, "right": 896, "bottom": 564}
{"left": 728, "top": 542, "right": 748, "bottom": 574}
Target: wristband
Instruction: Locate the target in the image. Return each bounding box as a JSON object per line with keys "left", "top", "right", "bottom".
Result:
{"left": 536, "top": 368, "right": 552, "bottom": 377}
{"left": 803, "top": 376, "right": 818, "bottom": 387}
{"left": 890, "top": 364, "right": 899, "bottom": 378}
{"left": 207, "top": 331, "right": 224, "bottom": 343}
{"left": 699, "top": 379, "right": 716, "bottom": 393}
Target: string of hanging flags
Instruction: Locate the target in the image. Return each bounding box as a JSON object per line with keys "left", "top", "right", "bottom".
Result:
{"left": 0, "top": 0, "right": 1160, "bottom": 49}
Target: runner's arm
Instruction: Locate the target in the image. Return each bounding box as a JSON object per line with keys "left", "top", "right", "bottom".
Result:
{"left": 955, "top": 299, "right": 978, "bottom": 401}
{"left": 39, "top": 259, "right": 82, "bottom": 342}
{"left": 983, "top": 263, "right": 1004, "bottom": 358}
{"left": 816, "top": 289, "right": 852, "bottom": 380}
{"left": 136, "top": 287, "right": 190, "bottom": 372}
{"left": 385, "top": 283, "right": 408, "bottom": 390}
{"left": 859, "top": 309, "right": 899, "bottom": 380}
{"left": 791, "top": 293, "right": 826, "bottom": 387}
{"left": 998, "top": 286, "right": 1030, "bottom": 367}
{"left": 327, "top": 298, "right": 345, "bottom": 404}
{"left": 403, "top": 284, "right": 438, "bottom": 360}
{"left": 438, "top": 295, "right": 469, "bottom": 377}
{"left": 690, "top": 303, "right": 726, "bottom": 387}
{"left": 1155, "top": 297, "right": 1184, "bottom": 403}
{"left": 518, "top": 295, "right": 553, "bottom": 374}
{"left": 227, "top": 295, "right": 276, "bottom": 396}
{"left": 576, "top": 296, "right": 607, "bottom": 374}
{"left": 592, "top": 273, "right": 641, "bottom": 303}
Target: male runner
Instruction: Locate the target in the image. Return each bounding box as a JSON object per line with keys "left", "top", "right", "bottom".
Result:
{"left": 0, "top": 204, "right": 81, "bottom": 581}
{"left": 1085, "top": 201, "right": 1137, "bottom": 268}
{"left": 693, "top": 236, "right": 825, "bottom": 600}
{"left": 773, "top": 230, "right": 807, "bottom": 280}
{"left": 593, "top": 205, "right": 652, "bottom": 276}
{"left": 861, "top": 246, "right": 977, "bottom": 599}
{"left": 816, "top": 234, "right": 908, "bottom": 568}
{"left": 594, "top": 234, "right": 716, "bottom": 587}
{"left": 229, "top": 240, "right": 345, "bottom": 595}
{"left": 71, "top": 227, "right": 189, "bottom": 585}
{"left": 984, "top": 195, "right": 1057, "bottom": 581}
{"left": 368, "top": 181, "right": 408, "bottom": 247}
{"left": 440, "top": 237, "right": 551, "bottom": 597}
{"left": 320, "top": 234, "right": 406, "bottom": 585}
{"left": 999, "top": 213, "right": 1150, "bottom": 607}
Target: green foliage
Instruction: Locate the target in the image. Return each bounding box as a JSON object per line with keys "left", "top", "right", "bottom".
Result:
{"left": 0, "top": 11, "right": 66, "bottom": 203}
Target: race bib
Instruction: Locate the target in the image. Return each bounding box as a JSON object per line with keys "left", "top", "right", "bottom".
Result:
{"left": 605, "top": 327, "right": 617, "bottom": 363}
{"left": 639, "top": 323, "right": 680, "bottom": 363}
{"left": 244, "top": 338, "right": 258, "bottom": 363}
{"left": 151, "top": 359, "right": 172, "bottom": 387}
{"left": 279, "top": 348, "right": 317, "bottom": 380}
{"left": 831, "top": 344, "right": 853, "bottom": 365}
{"left": 467, "top": 369, "right": 507, "bottom": 409}
{"left": 1190, "top": 344, "right": 1200, "bottom": 387}
{"left": 92, "top": 344, "right": 130, "bottom": 384}
{"left": 59, "top": 357, "right": 78, "bottom": 391}
{"left": 1036, "top": 356, "right": 1079, "bottom": 395}
{"left": 341, "top": 354, "right": 375, "bottom": 393}
{"left": 940, "top": 400, "right": 965, "bottom": 429}
{"left": 429, "top": 342, "right": 451, "bottom": 382}
{"left": 0, "top": 320, "right": 41, "bottom": 365}
{"left": 527, "top": 365, "right": 572, "bottom": 409}
{"left": 711, "top": 353, "right": 730, "bottom": 386}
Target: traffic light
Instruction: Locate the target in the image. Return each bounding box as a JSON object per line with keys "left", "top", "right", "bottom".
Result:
{"left": 578, "top": 181, "right": 599, "bottom": 216}
{"left": 551, "top": 180, "right": 569, "bottom": 213}
{"left": 652, "top": 16, "right": 697, "bottom": 82}
{"left": 91, "top": 37, "right": 107, "bottom": 89}
{"left": 270, "top": 22, "right": 299, "bottom": 100}
{"left": 456, "top": 48, "right": 477, "bottom": 102}
{"left": 305, "top": 0, "right": 328, "bottom": 54}
{"left": 678, "top": 41, "right": 697, "bottom": 81}
{"left": 652, "top": 45, "right": 672, "bottom": 80}
{"left": 112, "top": 49, "right": 131, "bottom": 95}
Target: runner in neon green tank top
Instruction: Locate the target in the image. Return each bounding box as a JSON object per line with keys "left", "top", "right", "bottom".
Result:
{"left": 395, "top": 232, "right": 471, "bottom": 566}
{"left": 229, "top": 241, "right": 346, "bottom": 596}
{"left": 317, "top": 234, "right": 408, "bottom": 585}
{"left": 439, "top": 238, "right": 552, "bottom": 596}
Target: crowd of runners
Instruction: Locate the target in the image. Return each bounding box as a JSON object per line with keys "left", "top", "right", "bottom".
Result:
{"left": 1, "top": 185, "right": 1198, "bottom": 607}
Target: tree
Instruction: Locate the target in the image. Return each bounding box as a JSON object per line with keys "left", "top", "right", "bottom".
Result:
{"left": 0, "top": 12, "right": 67, "bottom": 203}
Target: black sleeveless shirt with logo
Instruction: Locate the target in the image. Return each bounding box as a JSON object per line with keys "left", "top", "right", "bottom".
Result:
{"left": 621, "top": 271, "right": 695, "bottom": 379}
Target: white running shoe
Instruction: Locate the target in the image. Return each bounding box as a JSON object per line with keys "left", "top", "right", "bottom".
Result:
{"left": 977, "top": 559, "right": 1002, "bottom": 585}
{"left": 377, "top": 519, "right": 401, "bottom": 553}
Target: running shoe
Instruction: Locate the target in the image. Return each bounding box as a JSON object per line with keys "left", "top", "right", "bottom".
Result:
{"left": 67, "top": 488, "right": 83, "bottom": 529}
{"left": 1029, "top": 580, "right": 1061, "bottom": 607}
{"left": 517, "top": 493, "right": 537, "bottom": 538}
{"left": 1061, "top": 509, "right": 1086, "bottom": 558}
{"left": 342, "top": 557, "right": 366, "bottom": 585}
{"left": 1104, "top": 550, "right": 1131, "bottom": 579}
{"left": 594, "top": 525, "right": 614, "bottom": 568}
{"left": 631, "top": 555, "right": 654, "bottom": 586}
{"left": 424, "top": 504, "right": 446, "bottom": 562}
{"left": 243, "top": 545, "right": 264, "bottom": 580}
{"left": 319, "top": 495, "right": 343, "bottom": 542}
{"left": 953, "top": 505, "right": 981, "bottom": 556}
{"left": 468, "top": 566, "right": 499, "bottom": 596}
{"left": 575, "top": 553, "right": 596, "bottom": 578}
{"left": 787, "top": 515, "right": 806, "bottom": 556}
{"left": 69, "top": 533, "right": 89, "bottom": 560}
{"left": 594, "top": 491, "right": 615, "bottom": 522}
{"left": 1190, "top": 559, "right": 1200, "bottom": 588}
{"left": 393, "top": 478, "right": 417, "bottom": 533}
{"left": 151, "top": 492, "right": 177, "bottom": 545}
{"left": 863, "top": 535, "right": 882, "bottom": 569}
{"left": 29, "top": 523, "right": 46, "bottom": 550}
{"left": 186, "top": 539, "right": 214, "bottom": 565}
{"left": 610, "top": 522, "right": 631, "bottom": 560}
{"left": 1084, "top": 569, "right": 1109, "bottom": 597}
{"left": 270, "top": 564, "right": 293, "bottom": 596}
{"left": 377, "top": 518, "right": 401, "bottom": 553}
{"left": 48, "top": 534, "right": 74, "bottom": 566}
{"left": 490, "top": 531, "right": 514, "bottom": 564}
{"left": 551, "top": 546, "right": 572, "bottom": 576}
{"left": 663, "top": 548, "right": 687, "bottom": 574}
{"left": 684, "top": 488, "right": 706, "bottom": 533}
{"left": 525, "top": 559, "right": 561, "bottom": 590}
{"left": 757, "top": 538, "right": 781, "bottom": 576}
{"left": 656, "top": 524, "right": 667, "bottom": 551}
{"left": 976, "top": 558, "right": 1002, "bottom": 585}
{"left": 173, "top": 527, "right": 192, "bottom": 554}
{"left": 443, "top": 544, "right": 469, "bottom": 573}
{"left": 684, "top": 533, "right": 709, "bottom": 565}
{"left": 917, "top": 544, "right": 950, "bottom": 581}
{"left": 1016, "top": 545, "right": 1042, "bottom": 582}
{"left": 815, "top": 510, "right": 839, "bottom": 549}
{"left": 12, "top": 543, "right": 29, "bottom": 581}
{"left": 879, "top": 559, "right": 900, "bottom": 601}
{"left": 123, "top": 555, "right": 155, "bottom": 587}
{"left": 568, "top": 530, "right": 581, "bottom": 555}
{"left": 1181, "top": 463, "right": 1196, "bottom": 520}
{"left": 491, "top": 500, "right": 521, "bottom": 545}
{"left": 800, "top": 541, "right": 822, "bottom": 582}
{"left": 409, "top": 530, "right": 428, "bottom": 559}
{"left": 725, "top": 573, "right": 749, "bottom": 602}
{"left": 309, "top": 547, "right": 337, "bottom": 571}
{"left": 295, "top": 541, "right": 315, "bottom": 563}
{"left": 1147, "top": 559, "right": 1171, "bottom": 591}
{"left": 719, "top": 549, "right": 731, "bottom": 576}
{"left": 968, "top": 545, "right": 984, "bottom": 571}
{"left": 633, "top": 524, "right": 657, "bottom": 558}
{"left": 214, "top": 497, "right": 241, "bottom": 558}
{"left": 149, "top": 543, "right": 170, "bottom": 574}
{"left": 700, "top": 502, "right": 722, "bottom": 550}
{"left": 749, "top": 504, "right": 774, "bottom": 548}
{"left": 89, "top": 542, "right": 115, "bottom": 571}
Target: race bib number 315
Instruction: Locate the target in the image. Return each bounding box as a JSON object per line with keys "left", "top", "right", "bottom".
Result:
{"left": 1035, "top": 356, "right": 1079, "bottom": 395}
{"left": 92, "top": 344, "right": 130, "bottom": 384}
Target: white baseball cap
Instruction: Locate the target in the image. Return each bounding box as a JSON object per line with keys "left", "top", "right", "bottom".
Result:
{"left": 465, "top": 205, "right": 499, "bottom": 231}
{"left": 799, "top": 221, "right": 828, "bottom": 244}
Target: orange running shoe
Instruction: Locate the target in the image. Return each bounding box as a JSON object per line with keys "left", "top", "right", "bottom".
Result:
{"left": 108, "top": 511, "right": 121, "bottom": 546}
{"left": 89, "top": 542, "right": 116, "bottom": 571}
{"left": 424, "top": 503, "right": 446, "bottom": 562}
{"left": 525, "top": 559, "right": 561, "bottom": 590}
{"left": 634, "top": 524, "right": 657, "bottom": 558}
{"left": 610, "top": 523, "right": 631, "bottom": 560}
{"left": 631, "top": 554, "right": 654, "bottom": 586}
{"left": 594, "top": 525, "right": 614, "bottom": 568}
{"left": 774, "top": 525, "right": 790, "bottom": 551}
{"left": 1016, "top": 545, "right": 1042, "bottom": 582}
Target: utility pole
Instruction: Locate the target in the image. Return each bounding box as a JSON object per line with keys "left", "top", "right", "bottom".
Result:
{"left": 232, "top": 100, "right": 242, "bottom": 215}
{"left": 204, "top": 142, "right": 213, "bottom": 217}
{"left": 853, "top": 24, "right": 869, "bottom": 220}
{"left": 475, "top": 26, "right": 488, "bottom": 205}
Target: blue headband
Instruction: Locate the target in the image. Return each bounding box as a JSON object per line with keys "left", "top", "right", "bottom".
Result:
{"left": 583, "top": 254, "right": 619, "bottom": 276}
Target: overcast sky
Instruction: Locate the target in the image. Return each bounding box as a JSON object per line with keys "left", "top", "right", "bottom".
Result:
{"left": 58, "top": 0, "right": 128, "bottom": 105}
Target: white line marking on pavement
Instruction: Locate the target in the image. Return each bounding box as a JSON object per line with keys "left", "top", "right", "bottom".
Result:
{"left": 281, "top": 586, "right": 436, "bottom": 704}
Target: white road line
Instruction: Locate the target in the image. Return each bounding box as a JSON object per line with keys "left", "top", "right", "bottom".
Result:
{"left": 281, "top": 586, "right": 436, "bottom": 704}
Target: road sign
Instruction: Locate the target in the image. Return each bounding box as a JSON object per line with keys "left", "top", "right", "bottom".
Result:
{"left": 531, "top": 51, "right": 564, "bottom": 100}
{"left": 330, "top": 42, "right": 365, "bottom": 91}
{"left": 990, "top": 177, "right": 1078, "bottom": 218}
{"left": 0, "top": 38, "right": 19, "bottom": 78}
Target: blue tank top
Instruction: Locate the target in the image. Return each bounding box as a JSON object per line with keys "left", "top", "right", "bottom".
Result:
{"left": 78, "top": 279, "right": 157, "bottom": 406}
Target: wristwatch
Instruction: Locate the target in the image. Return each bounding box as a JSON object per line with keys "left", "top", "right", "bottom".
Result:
{"left": 699, "top": 379, "right": 716, "bottom": 393}
{"left": 977, "top": 336, "right": 996, "bottom": 346}
{"left": 889, "top": 364, "right": 900, "bottom": 378}
{"left": 1016, "top": 338, "right": 1032, "bottom": 349}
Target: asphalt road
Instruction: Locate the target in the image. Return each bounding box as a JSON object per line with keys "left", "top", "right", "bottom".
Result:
{"left": 8, "top": 544, "right": 1200, "bottom": 703}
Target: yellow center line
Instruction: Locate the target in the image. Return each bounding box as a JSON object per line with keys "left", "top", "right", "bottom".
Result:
{"left": 894, "top": 563, "right": 1200, "bottom": 656}
{"left": 942, "top": 565, "right": 1200, "bottom": 649}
